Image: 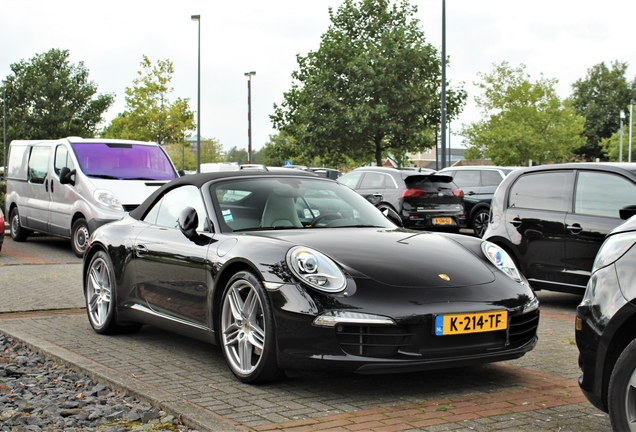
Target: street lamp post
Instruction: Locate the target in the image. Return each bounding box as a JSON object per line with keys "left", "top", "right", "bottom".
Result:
{"left": 629, "top": 100, "right": 634, "bottom": 163}
{"left": 620, "top": 110, "right": 626, "bottom": 162}
{"left": 2, "top": 80, "right": 6, "bottom": 180}
{"left": 191, "top": 14, "right": 201, "bottom": 173}
{"left": 244, "top": 71, "right": 256, "bottom": 164}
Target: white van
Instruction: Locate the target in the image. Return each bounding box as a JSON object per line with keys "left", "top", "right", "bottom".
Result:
{"left": 5, "top": 137, "right": 180, "bottom": 257}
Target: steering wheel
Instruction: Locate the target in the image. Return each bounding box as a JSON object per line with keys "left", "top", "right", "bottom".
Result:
{"left": 310, "top": 213, "right": 344, "bottom": 227}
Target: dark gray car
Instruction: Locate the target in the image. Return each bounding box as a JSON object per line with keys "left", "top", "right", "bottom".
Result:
{"left": 338, "top": 166, "right": 466, "bottom": 232}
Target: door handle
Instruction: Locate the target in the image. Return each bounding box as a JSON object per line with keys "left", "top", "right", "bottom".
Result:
{"left": 45, "top": 179, "right": 49, "bottom": 192}
{"left": 134, "top": 244, "right": 148, "bottom": 258}
{"left": 510, "top": 217, "right": 522, "bottom": 227}
{"left": 51, "top": 180, "right": 54, "bottom": 193}
{"left": 567, "top": 223, "right": 583, "bottom": 235}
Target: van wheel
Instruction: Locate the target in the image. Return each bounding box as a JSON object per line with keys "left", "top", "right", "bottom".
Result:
{"left": 72, "top": 218, "right": 90, "bottom": 258}
{"left": 10, "top": 208, "right": 30, "bottom": 242}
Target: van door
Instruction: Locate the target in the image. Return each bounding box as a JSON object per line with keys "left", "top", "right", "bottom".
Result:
{"left": 23, "top": 145, "right": 52, "bottom": 232}
{"left": 48, "top": 143, "right": 76, "bottom": 237}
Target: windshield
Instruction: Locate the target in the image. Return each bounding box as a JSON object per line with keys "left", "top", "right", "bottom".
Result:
{"left": 212, "top": 177, "right": 395, "bottom": 232}
{"left": 71, "top": 142, "right": 177, "bottom": 181}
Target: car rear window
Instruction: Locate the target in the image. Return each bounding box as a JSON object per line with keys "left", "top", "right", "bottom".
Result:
{"left": 405, "top": 175, "right": 455, "bottom": 191}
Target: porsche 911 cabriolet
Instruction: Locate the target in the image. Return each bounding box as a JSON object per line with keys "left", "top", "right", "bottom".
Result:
{"left": 83, "top": 169, "right": 540, "bottom": 383}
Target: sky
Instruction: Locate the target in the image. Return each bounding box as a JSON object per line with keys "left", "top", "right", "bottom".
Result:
{"left": 1, "top": 0, "right": 635, "bottom": 154}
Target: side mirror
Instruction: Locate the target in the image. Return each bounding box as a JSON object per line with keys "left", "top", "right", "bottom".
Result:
{"left": 382, "top": 207, "right": 403, "bottom": 227}
{"left": 363, "top": 194, "right": 382, "bottom": 206}
{"left": 178, "top": 207, "right": 199, "bottom": 240}
{"left": 59, "top": 167, "right": 76, "bottom": 186}
{"left": 620, "top": 205, "right": 636, "bottom": 220}
{"left": 177, "top": 169, "right": 186, "bottom": 177}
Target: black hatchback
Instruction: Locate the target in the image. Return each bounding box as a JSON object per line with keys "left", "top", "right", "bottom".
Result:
{"left": 484, "top": 162, "right": 636, "bottom": 293}
{"left": 576, "top": 208, "right": 636, "bottom": 429}
{"left": 338, "top": 167, "right": 466, "bottom": 232}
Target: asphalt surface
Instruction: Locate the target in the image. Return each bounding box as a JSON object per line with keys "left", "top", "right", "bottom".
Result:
{"left": 0, "top": 231, "right": 613, "bottom": 431}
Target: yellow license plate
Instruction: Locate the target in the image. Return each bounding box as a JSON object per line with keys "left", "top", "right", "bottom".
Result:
{"left": 433, "top": 217, "right": 453, "bottom": 225}
{"left": 435, "top": 311, "right": 508, "bottom": 336}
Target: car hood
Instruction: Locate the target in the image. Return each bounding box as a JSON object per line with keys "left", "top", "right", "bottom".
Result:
{"left": 252, "top": 228, "right": 495, "bottom": 288}
{"left": 88, "top": 179, "right": 168, "bottom": 206}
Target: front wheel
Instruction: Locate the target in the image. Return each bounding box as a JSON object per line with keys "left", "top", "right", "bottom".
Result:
{"left": 472, "top": 209, "right": 490, "bottom": 238}
{"left": 608, "top": 339, "right": 636, "bottom": 431}
{"left": 220, "top": 270, "right": 281, "bottom": 383}
{"left": 72, "top": 218, "right": 90, "bottom": 258}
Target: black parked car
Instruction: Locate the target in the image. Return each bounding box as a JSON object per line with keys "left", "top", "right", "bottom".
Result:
{"left": 484, "top": 162, "right": 636, "bottom": 293}
{"left": 576, "top": 207, "right": 636, "bottom": 430}
{"left": 437, "top": 166, "right": 517, "bottom": 238}
{"left": 83, "top": 169, "right": 539, "bottom": 383}
{"left": 338, "top": 166, "right": 466, "bottom": 232}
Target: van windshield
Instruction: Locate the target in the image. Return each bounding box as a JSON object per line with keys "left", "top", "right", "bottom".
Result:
{"left": 71, "top": 142, "right": 177, "bottom": 181}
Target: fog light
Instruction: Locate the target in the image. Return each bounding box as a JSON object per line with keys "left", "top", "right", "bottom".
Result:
{"left": 575, "top": 316, "right": 582, "bottom": 331}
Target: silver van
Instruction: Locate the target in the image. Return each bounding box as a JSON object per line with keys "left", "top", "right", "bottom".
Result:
{"left": 5, "top": 137, "right": 180, "bottom": 257}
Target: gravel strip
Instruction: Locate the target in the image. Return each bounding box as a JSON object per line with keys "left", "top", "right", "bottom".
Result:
{"left": 0, "top": 333, "right": 198, "bottom": 432}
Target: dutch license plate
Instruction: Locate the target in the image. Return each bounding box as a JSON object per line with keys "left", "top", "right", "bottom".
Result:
{"left": 433, "top": 217, "right": 453, "bottom": 225}
{"left": 435, "top": 311, "right": 508, "bottom": 336}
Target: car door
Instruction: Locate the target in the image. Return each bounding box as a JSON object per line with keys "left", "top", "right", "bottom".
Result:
{"left": 48, "top": 143, "right": 76, "bottom": 237}
{"left": 504, "top": 170, "right": 574, "bottom": 286}
{"left": 23, "top": 145, "right": 52, "bottom": 232}
{"left": 134, "top": 185, "right": 211, "bottom": 327}
{"left": 564, "top": 170, "right": 636, "bottom": 287}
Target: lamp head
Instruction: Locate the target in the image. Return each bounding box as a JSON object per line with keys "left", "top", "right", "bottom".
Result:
{"left": 191, "top": 14, "right": 200, "bottom": 21}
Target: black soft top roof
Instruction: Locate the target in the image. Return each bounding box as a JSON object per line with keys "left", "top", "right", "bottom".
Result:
{"left": 128, "top": 169, "right": 319, "bottom": 220}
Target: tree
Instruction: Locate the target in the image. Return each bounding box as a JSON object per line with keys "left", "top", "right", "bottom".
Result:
{"left": 461, "top": 62, "right": 585, "bottom": 166}
{"left": 102, "top": 55, "right": 195, "bottom": 145}
{"left": 569, "top": 61, "right": 636, "bottom": 161}
{"left": 226, "top": 146, "right": 248, "bottom": 165}
{"left": 1, "top": 48, "right": 113, "bottom": 147}
{"left": 164, "top": 138, "right": 224, "bottom": 171}
{"left": 271, "top": 0, "right": 466, "bottom": 167}
{"left": 599, "top": 125, "right": 636, "bottom": 162}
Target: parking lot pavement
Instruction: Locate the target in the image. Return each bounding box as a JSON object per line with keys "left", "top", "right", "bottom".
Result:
{"left": 0, "top": 235, "right": 612, "bottom": 431}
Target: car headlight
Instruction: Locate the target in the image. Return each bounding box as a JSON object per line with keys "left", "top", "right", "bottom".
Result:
{"left": 286, "top": 246, "right": 346, "bottom": 293}
{"left": 592, "top": 231, "right": 636, "bottom": 273}
{"left": 94, "top": 189, "right": 124, "bottom": 211}
{"left": 482, "top": 241, "right": 523, "bottom": 283}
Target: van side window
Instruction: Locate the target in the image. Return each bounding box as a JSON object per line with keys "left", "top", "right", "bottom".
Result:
{"left": 54, "top": 145, "right": 75, "bottom": 176}
{"left": 28, "top": 147, "right": 50, "bottom": 184}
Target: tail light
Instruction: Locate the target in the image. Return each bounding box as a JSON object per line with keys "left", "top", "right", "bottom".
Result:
{"left": 453, "top": 189, "right": 464, "bottom": 198}
{"left": 402, "top": 189, "right": 426, "bottom": 199}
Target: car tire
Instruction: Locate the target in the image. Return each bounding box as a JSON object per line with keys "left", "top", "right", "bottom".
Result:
{"left": 220, "top": 270, "right": 282, "bottom": 383}
{"left": 472, "top": 209, "right": 490, "bottom": 238}
{"left": 9, "top": 207, "right": 31, "bottom": 242}
{"left": 85, "top": 250, "right": 141, "bottom": 335}
{"left": 608, "top": 338, "right": 636, "bottom": 430}
{"left": 72, "top": 218, "right": 90, "bottom": 258}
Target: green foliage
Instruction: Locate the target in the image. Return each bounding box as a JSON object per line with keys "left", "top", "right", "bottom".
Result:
{"left": 599, "top": 124, "right": 636, "bottom": 162}
{"left": 462, "top": 62, "right": 585, "bottom": 166}
{"left": 569, "top": 61, "right": 636, "bottom": 160}
{"left": 164, "top": 138, "right": 224, "bottom": 171}
{"left": 226, "top": 146, "right": 248, "bottom": 165}
{"left": 0, "top": 181, "right": 5, "bottom": 215}
{"left": 102, "top": 56, "right": 195, "bottom": 145}
{"left": 271, "top": 0, "right": 466, "bottom": 167}
{"left": 1, "top": 48, "right": 114, "bottom": 149}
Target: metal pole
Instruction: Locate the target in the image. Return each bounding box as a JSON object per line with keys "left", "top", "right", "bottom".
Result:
{"left": 629, "top": 100, "right": 634, "bottom": 163}
{"left": 620, "top": 110, "right": 625, "bottom": 162}
{"left": 440, "top": 0, "right": 447, "bottom": 170}
{"left": 244, "top": 71, "right": 256, "bottom": 164}
{"left": 191, "top": 14, "right": 201, "bottom": 173}
{"left": 2, "top": 81, "right": 6, "bottom": 180}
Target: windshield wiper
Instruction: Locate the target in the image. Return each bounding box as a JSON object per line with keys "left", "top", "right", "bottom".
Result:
{"left": 125, "top": 177, "right": 157, "bottom": 181}
{"left": 88, "top": 174, "right": 120, "bottom": 180}
{"left": 232, "top": 226, "right": 303, "bottom": 232}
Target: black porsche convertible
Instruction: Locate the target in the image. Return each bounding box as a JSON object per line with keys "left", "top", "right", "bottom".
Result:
{"left": 83, "top": 169, "right": 539, "bottom": 383}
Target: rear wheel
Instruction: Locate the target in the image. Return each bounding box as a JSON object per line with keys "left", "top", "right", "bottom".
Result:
{"left": 85, "top": 250, "right": 141, "bottom": 335}
{"left": 220, "top": 270, "right": 281, "bottom": 383}
{"left": 472, "top": 209, "right": 490, "bottom": 238}
{"left": 10, "top": 207, "right": 30, "bottom": 242}
{"left": 71, "top": 218, "right": 90, "bottom": 258}
{"left": 609, "top": 339, "right": 636, "bottom": 431}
